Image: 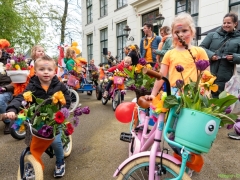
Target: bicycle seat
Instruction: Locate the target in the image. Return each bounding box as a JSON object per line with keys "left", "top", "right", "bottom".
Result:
{"left": 137, "top": 96, "right": 152, "bottom": 109}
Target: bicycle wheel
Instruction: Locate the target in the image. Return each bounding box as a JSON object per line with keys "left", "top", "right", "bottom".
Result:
{"left": 10, "top": 120, "right": 26, "bottom": 140}
{"left": 116, "top": 156, "right": 191, "bottom": 180}
{"left": 112, "top": 90, "right": 121, "bottom": 111}
{"left": 96, "top": 85, "right": 102, "bottom": 100}
{"left": 69, "top": 89, "right": 80, "bottom": 113}
{"left": 64, "top": 135, "right": 72, "bottom": 157}
{"left": 17, "top": 154, "right": 43, "bottom": 180}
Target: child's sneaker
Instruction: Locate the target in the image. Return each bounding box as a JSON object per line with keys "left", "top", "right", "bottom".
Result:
{"left": 54, "top": 160, "right": 65, "bottom": 178}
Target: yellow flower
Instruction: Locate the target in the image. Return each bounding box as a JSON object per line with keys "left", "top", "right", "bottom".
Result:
{"left": 209, "top": 84, "right": 218, "bottom": 92}
{"left": 201, "top": 71, "right": 214, "bottom": 83}
{"left": 146, "top": 64, "right": 152, "bottom": 69}
{"left": 15, "top": 64, "right": 21, "bottom": 70}
{"left": 23, "top": 91, "right": 33, "bottom": 102}
{"left": 52, "top": 91, "right": 66, "bottom": 105}
{"left": 152, "top": 93, "right": 168, "bottom": 113}
{"left": 135, "top": 64, "right": 143, "bottom": 73}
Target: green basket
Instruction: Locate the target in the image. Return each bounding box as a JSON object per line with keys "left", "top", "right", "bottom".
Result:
{"left": 174, "top": 108, "right": 220, "bottom": 153}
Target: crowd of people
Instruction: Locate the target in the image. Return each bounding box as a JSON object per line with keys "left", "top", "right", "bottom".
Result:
{"left": 0, "top": 10, "right": 240, "bottom": 178}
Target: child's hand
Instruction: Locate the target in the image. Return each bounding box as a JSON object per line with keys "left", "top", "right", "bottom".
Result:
{"left": 145, "top": 95, "right": 155, "bottom": 100}
{"left": 6, "top": 112, "right": 17, "bottom": 120}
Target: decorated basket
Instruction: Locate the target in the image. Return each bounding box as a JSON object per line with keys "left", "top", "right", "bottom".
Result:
{"left": 67, "top": 75, "right": 79, "bottom": 87}
{"left": 6, "top": 70, "right": 29, "bottom": 83}
{"left": 174, "top": 108, "right": 220, "bottom": 153}
{"left": 113, "top": 76, "right": 124, "bottom": 85}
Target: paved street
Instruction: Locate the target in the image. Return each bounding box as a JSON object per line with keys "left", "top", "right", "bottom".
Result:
{"left": 0, "top": 91, "right": 240, "bottom": 180}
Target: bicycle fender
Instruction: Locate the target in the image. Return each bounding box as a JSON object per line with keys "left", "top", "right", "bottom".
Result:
{"left": 113, "top": 151, "right": 182, "bottom": 177}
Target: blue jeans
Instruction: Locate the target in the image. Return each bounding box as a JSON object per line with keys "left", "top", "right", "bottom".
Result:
{"left": 51, "top": 132, "right": 64, "bottom": 163}
{"left": 0, "top": 92, "right": 13, "bottom": 124}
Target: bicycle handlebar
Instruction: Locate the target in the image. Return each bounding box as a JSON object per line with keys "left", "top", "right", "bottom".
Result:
{"left": 142, "top": 67, "right": 162, "bottom": 80}
{"left": 142, "top": 68, "right": 171, "bottom": 96}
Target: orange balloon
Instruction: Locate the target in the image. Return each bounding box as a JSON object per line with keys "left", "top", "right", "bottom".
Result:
{"left": 115, "top": 102, "right": 136, "bottom": 123}
{"left": 72, "top": 41, "right": 78, "bottom": 46}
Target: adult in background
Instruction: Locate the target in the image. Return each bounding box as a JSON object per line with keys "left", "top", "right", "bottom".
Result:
{"left": 154, "top": 26, "right": 172, "bottom": 66}
{"left": 140, "top": 23, "right": 161, "bottom": 67}
{"left": 0, "top": 48, "right": 13, "bottom": 134}
{"left": 106, "top": 51, "right": 115, "bottom": 67}
{"left": 127, "top": 45, "right": 139, "bottom": 66}
{"left": 200, "top": 12, "right": 240, "bottom": 139}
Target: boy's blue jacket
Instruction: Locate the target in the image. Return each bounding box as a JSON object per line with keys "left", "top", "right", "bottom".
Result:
{"left": 140, "top": 35, "right": 161, "bottom": 62}
{"left": 7, "top": 75, "right": 71, "bottom": 114}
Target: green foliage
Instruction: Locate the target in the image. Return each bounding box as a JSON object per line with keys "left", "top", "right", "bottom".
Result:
{"left": 0, "top": 0, "right": 46, "bottom": 52}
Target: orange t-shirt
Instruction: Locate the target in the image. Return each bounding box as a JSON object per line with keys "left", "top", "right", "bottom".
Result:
{"left": 162, "top": 46, "right": 209, "bottom": 87}
{"left": 145, "top": 48, "right": 153, "bottom": 63}
{"left": 99, "top": 67, "right": 105, "bottom": 80}
{"left": 41, "top": 85, "right": 49, "bottom": 92}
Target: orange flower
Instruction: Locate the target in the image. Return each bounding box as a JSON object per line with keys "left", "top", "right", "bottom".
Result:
{"left": 52, "top": 91, "right": 66, "bottom": 105}
{"left": 23, "top": 91, "right": 32, "bottom": 102}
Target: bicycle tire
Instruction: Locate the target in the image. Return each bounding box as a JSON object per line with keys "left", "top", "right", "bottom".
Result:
{"left": 116, "top": 156, "right": 191, "bottom": 180}
{"left": 96, "top": 85, "right": 102, "bottom": 100}
{"left": 112, "top": 90, "right": 121, "bottom": 111}
{"left": 10, "top": 120, "right": 26, "bottom": 140}
{"left": 64, "top": 135, "right": 72, "bottom": 157}
{"left": 69, "top": 89, "right": 80, "bottom": 113}
{"left": 17, "top": 154, "right": 43, "bottom": 180}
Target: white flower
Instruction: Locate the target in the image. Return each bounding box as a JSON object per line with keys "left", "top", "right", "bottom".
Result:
{"left": 10, "top": 59, "right": 15, "bottom": 65}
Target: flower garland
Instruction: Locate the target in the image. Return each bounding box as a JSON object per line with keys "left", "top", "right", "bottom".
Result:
{"left": 143, "top": 33, "right": 156, "bottom": 50}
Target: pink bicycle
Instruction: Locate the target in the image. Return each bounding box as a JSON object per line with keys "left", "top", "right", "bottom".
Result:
{"left": 113, "top": 70, "right": 196, "bottom": 180}
{"left": 102, "top": 74, "right": 126, "bottom": 111}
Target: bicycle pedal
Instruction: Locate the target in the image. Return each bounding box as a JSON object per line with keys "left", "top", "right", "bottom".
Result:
{"left": 120, "top": 132, "right": 132, "bottom": 143}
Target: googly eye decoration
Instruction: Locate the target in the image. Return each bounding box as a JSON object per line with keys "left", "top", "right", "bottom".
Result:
{"left": 205, "top": 120, "right": 217, "bottom": 135}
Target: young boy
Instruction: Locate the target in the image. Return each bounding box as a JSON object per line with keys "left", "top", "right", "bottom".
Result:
{"left": 103, "top": 56, "right": 132, "bottom": 98}
{"left": 6, "top": 55, "right": 71, "bottom": 178}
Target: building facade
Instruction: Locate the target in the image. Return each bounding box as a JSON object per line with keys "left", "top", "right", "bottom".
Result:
{"left": 81, "top": 0, "right": 240, "bottom": 65}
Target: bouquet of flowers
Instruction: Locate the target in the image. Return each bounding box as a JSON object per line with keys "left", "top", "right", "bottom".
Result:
{"left": 12, "top": 91, "right": 90, "bottom": 143}
{"left": 5, "top": 54, "right": 29, "bottom": 71}
{"left": 124, "top": 58, "right": 156, "bottom": 99}
{"left": 162, "top": 33, "right": 238, "bottom": 126}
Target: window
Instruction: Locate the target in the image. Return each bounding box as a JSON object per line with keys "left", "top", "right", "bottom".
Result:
{"left": 175, "top": 0, "right": 199, "bottom": 26}
{"left": 142, "top": 9, "right": 159, "bottom": 36}
{"left": 117, "top": 0, "right": 127, "bottom": 9}
{"left": 87, "top": 0, "right": 93, "bottom": 23}
{"left": 116, "top": 21, "right": 127, "bottom": 60}
{"left": 100, "top": 0, "right": 108, "bottom": 17}
{"left": 229, "top": 0, "right": 240, "bottom": 17}
{"left": 87, "top": 34, "right": 93, "bottom": 62}
{"left": 100, "top": 28, "right": 108, "bottom": 63}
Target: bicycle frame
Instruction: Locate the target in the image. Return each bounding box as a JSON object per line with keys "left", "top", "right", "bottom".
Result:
{"left": 114, "top": 77, "right": 191, "bottom": 180}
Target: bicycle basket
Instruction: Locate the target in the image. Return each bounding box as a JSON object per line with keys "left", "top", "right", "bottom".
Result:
{"left": 113, "top": 76, "right": 124, "bottom": 85}
{"left": 67, "top": 75, "right": 79, "bottom": 87}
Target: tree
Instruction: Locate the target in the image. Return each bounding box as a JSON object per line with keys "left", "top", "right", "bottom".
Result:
{"left": 0, "top": 0, "right": 46, "bottom": 52}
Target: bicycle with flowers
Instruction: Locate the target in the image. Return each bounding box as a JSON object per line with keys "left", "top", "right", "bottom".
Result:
{"left": 101, "top": 70, "right": 127, "bottom": 111}
{"left": 8, "top": 91, "right": 91, "bottom": 180}
{"left": 114, "top": 63, "right": 238, "bottom": 179}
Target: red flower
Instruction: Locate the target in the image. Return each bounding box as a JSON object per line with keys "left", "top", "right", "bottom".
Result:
{"left": 66, "top": 123, "right": 74, "bottom": 135}
{"left": 22, "top": 67, "right": 27, "bottom": 70}
{"left": 54, "top": 111, "right": 65, "bottom": 124}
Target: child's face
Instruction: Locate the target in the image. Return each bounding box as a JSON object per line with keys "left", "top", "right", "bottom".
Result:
{"left": 35, "top": 47, "right": 45, "bottom": 59}
{"left": 172, "top": 22, "right": 193, "bottom": 47}
{"left": 123, "top": 60, "right": 131, "bottom": 68}
{"left": 35, "top": 60, "right": 56, "bottom": 83}
{"left": 72, "top": 52, "right": 76, "bottom": 59}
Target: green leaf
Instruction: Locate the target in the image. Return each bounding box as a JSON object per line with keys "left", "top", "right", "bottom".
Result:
{"left": 36, "top": 98, "right": 44, "bottom": 104}
{"left": 163, "top": 95, "right": 179, "bottom": 108}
